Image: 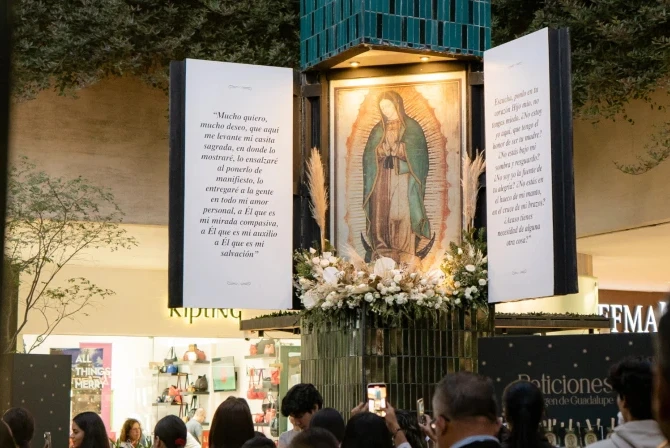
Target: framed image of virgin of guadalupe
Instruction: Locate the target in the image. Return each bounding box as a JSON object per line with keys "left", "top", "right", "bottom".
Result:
{"left": 330, "top": 72, "right": 465, "bottom": 270}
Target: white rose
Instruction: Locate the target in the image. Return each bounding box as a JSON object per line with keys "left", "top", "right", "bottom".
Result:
{"left": 454, "top": 281, "right": 461, "bottom": 288}
{"left": 329, "top": 256, "right": 339, "bottom": 264}
{"left": 309, "top": 248, "right": 317, "bottom": 254}
{"left": 479, "top": 279, "right": 487, "bottom": 286}
{"left": 364, "top": 292, "right": 374, "bottom": 303}
{"left": 320, "top": 259, "right": 331, "bottom": 267}
{"left": 455, "top": 298, "right": 461, "bottom": 305}
{"left": 357, "top": 271, "right": 366, "bottom": 277}
{"left": 410, "top": 273, "right": 417, "bottom": 279}
{"left": 393, "top": 274, "right": 403, "bottom": 283}
{"left": 465, "top": 265, "right": 476, "bottom": 273}
{"left": 374, "top": 293, "right": 381, "bottom": 299}
{"left": 312, "top": 257, "right": 320, "bottom": 264}
{"left": 452, "top": 290, "right": 458, "bottom": 296}
{"left": 458, "top": 248, "right": 463, "bottom": 255}
{"left": 369, "top": 274, "right": 377, "bottom": 280}
{"left": 447, "top": 254, "right": 454, "bottom": 261}
{"left": 323, "top": 252, "right": 332, "bottom": 259}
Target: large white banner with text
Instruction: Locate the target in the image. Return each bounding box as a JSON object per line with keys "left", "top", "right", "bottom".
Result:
{"left": 182, "top": 59, "right": 293, "bottom": 309}
{"left": 484, "top": 28, "right": 555, "bottom": 303}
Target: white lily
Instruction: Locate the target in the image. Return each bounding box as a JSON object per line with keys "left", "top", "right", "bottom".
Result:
{"left": 374, "top": 257, "right": 396, "bottom": 278}
{"left": 323, "top": 267, "right": 340, "bottom": 285}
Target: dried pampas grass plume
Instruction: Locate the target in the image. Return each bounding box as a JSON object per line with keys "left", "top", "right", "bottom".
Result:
{"left": 344, "top": 245, "right": 367, "bottom": 272}
{"left": 462, "top": 150, "right": 486, "bottom": 231}
{"left": 306, "top": 147, "right": 328, "bottom": 251}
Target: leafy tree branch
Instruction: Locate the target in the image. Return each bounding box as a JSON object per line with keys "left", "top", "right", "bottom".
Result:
{"left": 4, "top": 157, "right": 136, "bottom": 353}
{"left": 11, "top": 0, "right": 300, "bottom": 101}
{"left": 492, "top": 0, "right": 670, "bottom": 173}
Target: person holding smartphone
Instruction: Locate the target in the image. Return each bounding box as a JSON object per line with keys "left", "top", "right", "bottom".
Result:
{"left": 350, "top": 400, "right": 410, "bottom": 448}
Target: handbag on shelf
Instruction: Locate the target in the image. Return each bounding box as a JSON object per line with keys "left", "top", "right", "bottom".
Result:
{"left": 164, "top": 347, "right": 178, "bottom": 366}
{"left": 246, "top": 369, "right": 267, "bottom": 400}
{"left": 263, "top": 343, "right": 275, "bottom": 356}
{"left": 183, "top": 344, "right": 207, "bottom": 361}
{"left": 195, "top": 375, "right": 208, "bottom": 392}
{"left": 264, "top": 395, "right": 277, "bottom": 424}
{"left": 270, "top": 368, "right": 280, "bottom": 386}
{"left": 168, "top": 386, "right": 182, "bottom": 404}
{"left": 249, "top": 344, "right": 258, "bottom": 356}
{"left": 253, "top": 413, "right": 265, "bottom": 424}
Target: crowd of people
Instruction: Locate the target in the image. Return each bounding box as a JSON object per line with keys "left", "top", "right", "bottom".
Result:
{"left": 2, "top": 305, "right": 670, "bottom": 448}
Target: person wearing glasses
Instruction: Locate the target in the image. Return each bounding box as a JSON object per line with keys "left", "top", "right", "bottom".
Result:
{"left": 420, "top": 372, "right": 501, "bottom": 448}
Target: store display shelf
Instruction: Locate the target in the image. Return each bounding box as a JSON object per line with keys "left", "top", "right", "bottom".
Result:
{"left": 152, "top": 403, "right": 182, "bottom": 407}
{"left": 244, "top": 355, "right": 277, "bottom": 360}
{"left": 175, "top": 360, "right": 211, "bottom": 365}
{"left": 152, "top": 373, "right": 187, "bottom": 377}
{"left": 254, "top": 423, "right": 270, "bottom": 427}
{"left": 182, "top": 392, "right": 210, "bottom": 396}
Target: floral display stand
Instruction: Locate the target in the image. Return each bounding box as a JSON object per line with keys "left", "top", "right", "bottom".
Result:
{"left": 300, "top": 305, "right": 493, "bottom": 417}
{"left": 295, "top": 150, "right": 492, "bottom": 416}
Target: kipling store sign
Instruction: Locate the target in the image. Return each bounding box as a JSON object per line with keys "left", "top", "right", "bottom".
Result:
{"left": 598, "top": 302, "right": 666, "bottom": 333}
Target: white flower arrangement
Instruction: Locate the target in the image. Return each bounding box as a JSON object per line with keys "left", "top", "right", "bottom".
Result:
{"left": 441, "top": 228, "right": 488, "bottom": 307}
{"left": 295, "top": 149, "right": 489, "bottom": 321}
{"left": 294, "top": 229, "right": 489, "bottom": 320}
{"left": 294, "top": 249, "right": 454, "bottom": 317}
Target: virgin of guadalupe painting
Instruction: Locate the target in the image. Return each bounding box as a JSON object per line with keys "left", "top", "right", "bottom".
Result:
{"left": 362, "top": 91, "right": 435, "bottom": 263}
{"left": 331, "top": 73, "right": 464, "bottom": 270}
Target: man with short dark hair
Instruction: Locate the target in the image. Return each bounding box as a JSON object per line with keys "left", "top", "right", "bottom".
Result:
{"left": 654, "top": 299, "right": 670, "bottom": 443}
{"left": 591, "top": 357, "right": 663, "bottom": 448}
{"left": 279, "top": 384, "right": 324, "bottom": 448}
{"left": 425, "top": 372, "right": 501, "bottom": 448}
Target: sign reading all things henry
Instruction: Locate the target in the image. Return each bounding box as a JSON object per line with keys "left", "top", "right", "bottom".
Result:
{"left": 484, "top": 28, "right": 577, "bottom": 303}
{"left": 169, "top": 59, "right": 293, "bottom": 309}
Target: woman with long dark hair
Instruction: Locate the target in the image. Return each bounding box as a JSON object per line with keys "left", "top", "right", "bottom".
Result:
{"left": 502, "top": 381, "right": 553, "bottom": 448}
{"left": 341, "top": 413, "right": 393, "bottom": 448}
{"left": 209, "top": 397, "right": 255, "bottom": 448}
{"left": 70, "top": 412, "right": 109, "bottom": 448}
{"left": 153, "top": 415, "right": 187, "bottom": 448}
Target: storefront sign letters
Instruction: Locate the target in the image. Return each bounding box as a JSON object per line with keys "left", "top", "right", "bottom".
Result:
{"left": 169, "top": 307, "right": 242, "bottom": 324}
{"left": 598, "top": 302, "right": 666, "bottom": 333}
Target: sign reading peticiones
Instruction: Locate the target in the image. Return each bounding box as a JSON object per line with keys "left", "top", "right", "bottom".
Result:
{"left": 479, "top": 333, "right": 653, "bottom": 425}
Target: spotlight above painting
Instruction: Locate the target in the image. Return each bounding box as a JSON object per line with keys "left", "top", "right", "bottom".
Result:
{"left": 331, "top": 49, "right": 456, "bottom": 69}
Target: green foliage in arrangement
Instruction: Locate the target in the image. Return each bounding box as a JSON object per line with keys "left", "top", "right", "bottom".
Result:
{"left": 12, "top": 0, "right": 300, "bottom": 100}
{"left": 492, "top": 0, "right": 670, "bottom": 174}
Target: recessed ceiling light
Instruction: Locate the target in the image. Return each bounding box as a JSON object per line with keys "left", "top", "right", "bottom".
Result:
{"left": 350, "top": 61, "right": 360, "bottom": 67}
{"left": 420, "top": 56, "right": 430, "bottom": 62}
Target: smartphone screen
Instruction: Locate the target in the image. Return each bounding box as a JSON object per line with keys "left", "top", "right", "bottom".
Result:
{"left": 367, "top": 383, "right": 387, "bottom": 417}
{"left": 417, "top": 398, "right": 425, "bottom": 416}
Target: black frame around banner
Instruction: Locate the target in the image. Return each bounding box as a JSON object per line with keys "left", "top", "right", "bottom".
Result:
{"left": 548, "top": 28, "right": 578, "bottom": 296}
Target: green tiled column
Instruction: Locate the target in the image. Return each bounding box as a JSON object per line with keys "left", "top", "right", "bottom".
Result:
{"left": 300, "top": 308, "right": 493, "bottom": 417}
{"left": 300, "top": 0, "right": 491, "bottom": 69}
